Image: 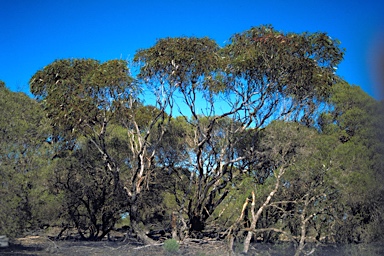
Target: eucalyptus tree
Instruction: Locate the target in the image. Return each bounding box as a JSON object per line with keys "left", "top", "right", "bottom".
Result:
{"left": 30, "top": 58, "right": 172, "bottom": 242}
{"left": 237, "top": 83, "right": 384, "bottom": 254}
{"left": 30, "top": 59, "right": 134, "bottom": 239}
{"left": 319, "top": 82, "right": 384, "bottom": 243}
{"left": 134, "top": 25, "right": 344, "bottom": 235}
{"left": 250, "top": 122, "right": 339, "bottom": 255}
{"left": 134, "top": 36, "right": 227, "bottom": 235}
{"left": 0, "top": 82, "right": 54, "bottom": 237}
{"left": 219, "top": 120, "right": 334, "bottom": 254}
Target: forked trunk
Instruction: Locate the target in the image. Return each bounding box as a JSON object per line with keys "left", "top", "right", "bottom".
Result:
{"left": 243, "top": 168, "right": 284, "bottom": 253}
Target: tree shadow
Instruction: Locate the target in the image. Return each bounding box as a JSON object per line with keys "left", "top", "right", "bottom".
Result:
{"left": 0, "top": 242, "right": 45, "bottom": 255}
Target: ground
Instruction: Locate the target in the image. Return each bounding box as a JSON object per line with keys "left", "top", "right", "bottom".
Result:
{"left": 0, "top": 235, "right": 232, "bottom": 256}
{"left": 1, "top": 232, "right": 384, "bottom": 256}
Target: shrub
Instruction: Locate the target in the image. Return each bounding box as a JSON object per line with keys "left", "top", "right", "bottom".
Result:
{"left": 163, "top": 238, "right": 179, "bottom": 254}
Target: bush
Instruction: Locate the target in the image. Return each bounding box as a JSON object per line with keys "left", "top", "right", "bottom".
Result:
{"left": 163, "top": 238, "right": 179, "bottom": 254}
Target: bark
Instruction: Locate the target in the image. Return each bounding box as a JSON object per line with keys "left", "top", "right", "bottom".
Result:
{"left": 171, "top": 211, "right": 178, "bottom": 240}
{"left": 295, "top": 221, "right": 307, "bottom": 256}
{"left": 295, "top": 194, "right": 311, "bottom": 256}
{"left": 129, "top": 203, "right": 156, "bottom": 245}
{"left": 226, "top": 194, "right": 250, "bottom": 252}
{"left": 243, "top": 191, "right": 256, "bottom": 253}
{"left": 243, "top": 167, "right": 285, "bottom": 253}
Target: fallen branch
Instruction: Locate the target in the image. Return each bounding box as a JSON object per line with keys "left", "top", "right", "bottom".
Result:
{"left": 133, "top": 243, "right": 164, "bottom": 250}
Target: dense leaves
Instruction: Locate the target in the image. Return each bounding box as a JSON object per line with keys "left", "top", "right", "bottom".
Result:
{"left": 224, "top": 25, "right": 344, "bottom": 125}
{"left": 135, "top": 37, "right": 223, "bottom": 91}
{"left": 0, "top": 83, "right": 55, "bottom": 237}
{"left": 29, "top": 59, "right": 135, "bottom": 240}
{"left": 319, "top": 82, "right": 384, "bottom": 243}
{"left": 30, "top": 59, "right": 134, "bottom": 143}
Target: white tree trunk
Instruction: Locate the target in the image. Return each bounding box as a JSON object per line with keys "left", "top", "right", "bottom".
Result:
{"left": 243, "top": 167, "right": 284, "bottom": 253}
{"left": 0, "top": 235, "right": 9, "bottom": 248}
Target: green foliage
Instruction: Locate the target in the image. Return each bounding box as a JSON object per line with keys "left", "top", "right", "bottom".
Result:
{"left": 155, "top": 116, "right": 191, "bottom": 168}
{"left": 135, "top": 37, "right": 223, "bottom": 91}
{"left": 2, "top": 26, "right": 382, "bottom": 248}
{"left": 30, "top": 58, "right": 134, "bottom": 143}
{"left": 224, "top": 25, "right": 344, "bottom": 109}
{"left": 134, "top": 24, "right": 345, "bottom": 232}
{"left": 163, "top": 238, "right": 180, "bottom": 254}
{"left": 211, "top": 176, "right": 254, "bottom": 227}
{"left": 28, "top": 58, "right": 136, "bottom": 240}
{"left": 52, "top": 140, "right": 129, "bottom": 240}
{"left": 0, "top": 84, "right": 55, "bottom": 237}
{"left": 321, "top": 82, "right": 384, "bottom": 243}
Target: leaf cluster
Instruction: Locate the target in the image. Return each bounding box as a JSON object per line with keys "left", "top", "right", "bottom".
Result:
{"left": 135, "top": 37, "right": 223, "bottom": 91}
{"left": 30, "top": 59, "right": 134, "bottom": 142}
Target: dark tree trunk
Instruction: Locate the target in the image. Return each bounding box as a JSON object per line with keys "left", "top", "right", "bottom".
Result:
{"left": 190, "top": 215, "right": 205, "bottom": 232}
{"left": 129, "top": 202, "right": 155, "bottom": 244}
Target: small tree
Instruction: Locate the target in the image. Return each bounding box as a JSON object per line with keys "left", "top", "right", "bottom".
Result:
{"left": 0, "top": 83, "right": 54, "bottom": 237}
{"left": 319, "top": 82, "right": 384, "bottom": 243}
{"left": 31, "top": 58, "right": 173, "bottom": 242}
{"left": 30, "top": 59, "right": 135, "bottom": 240}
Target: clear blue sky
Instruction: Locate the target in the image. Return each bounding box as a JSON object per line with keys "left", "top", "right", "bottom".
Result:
{"left": 1, "top": 0, "right": 383, "bottom": 99}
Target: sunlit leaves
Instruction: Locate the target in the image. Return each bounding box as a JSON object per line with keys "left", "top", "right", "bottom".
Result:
{"left": 135, "top": 25, "right": 344, "bottom": 129}
{"left": 224, "top": 25, "right": 344, "bottom": 102}
{"left": 29, "top": 59, "right": 134, "bottom": 142}
{"left": 135, "top": 37, "right": 224, "bottom": 91}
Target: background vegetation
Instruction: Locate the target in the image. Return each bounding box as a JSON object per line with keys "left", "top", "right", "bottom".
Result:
{"left": 1, "top": 25, "right": 383, "bottom": 255}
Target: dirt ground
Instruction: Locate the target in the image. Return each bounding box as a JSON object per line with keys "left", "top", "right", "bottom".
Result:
{"left": 0, "top": 235, "right": 234, "bottom": 256}
{"left": 2, "top": 234, "right": 384, "bottom": 256}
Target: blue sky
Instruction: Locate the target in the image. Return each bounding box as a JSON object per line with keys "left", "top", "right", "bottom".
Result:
{"left": 1, "top": 0, "right": 383, "bottom": 99}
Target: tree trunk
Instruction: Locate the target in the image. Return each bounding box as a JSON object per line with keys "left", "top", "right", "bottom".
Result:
{"left": 189, "top": 215, "right": 205, "bottom": 233}
{"left": 243, "top": 167, "right": 284, "bottom": 253}
{"left": 227, "top": 195, "right": 250, "bottom": 252}
{"left": 295, "top": 221, "right": 307, "bottom": 256}
{"left": 243, "top": 191, "right": 256, "bottom": 253}
{"left": 129, "top": 203, "right": 155, "bottom": 245}
{"left": 295, "top": 194, "right": 309, "bottom": 256}
{"left": 171, "top": 211, "right": 178, "bottom": 240}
